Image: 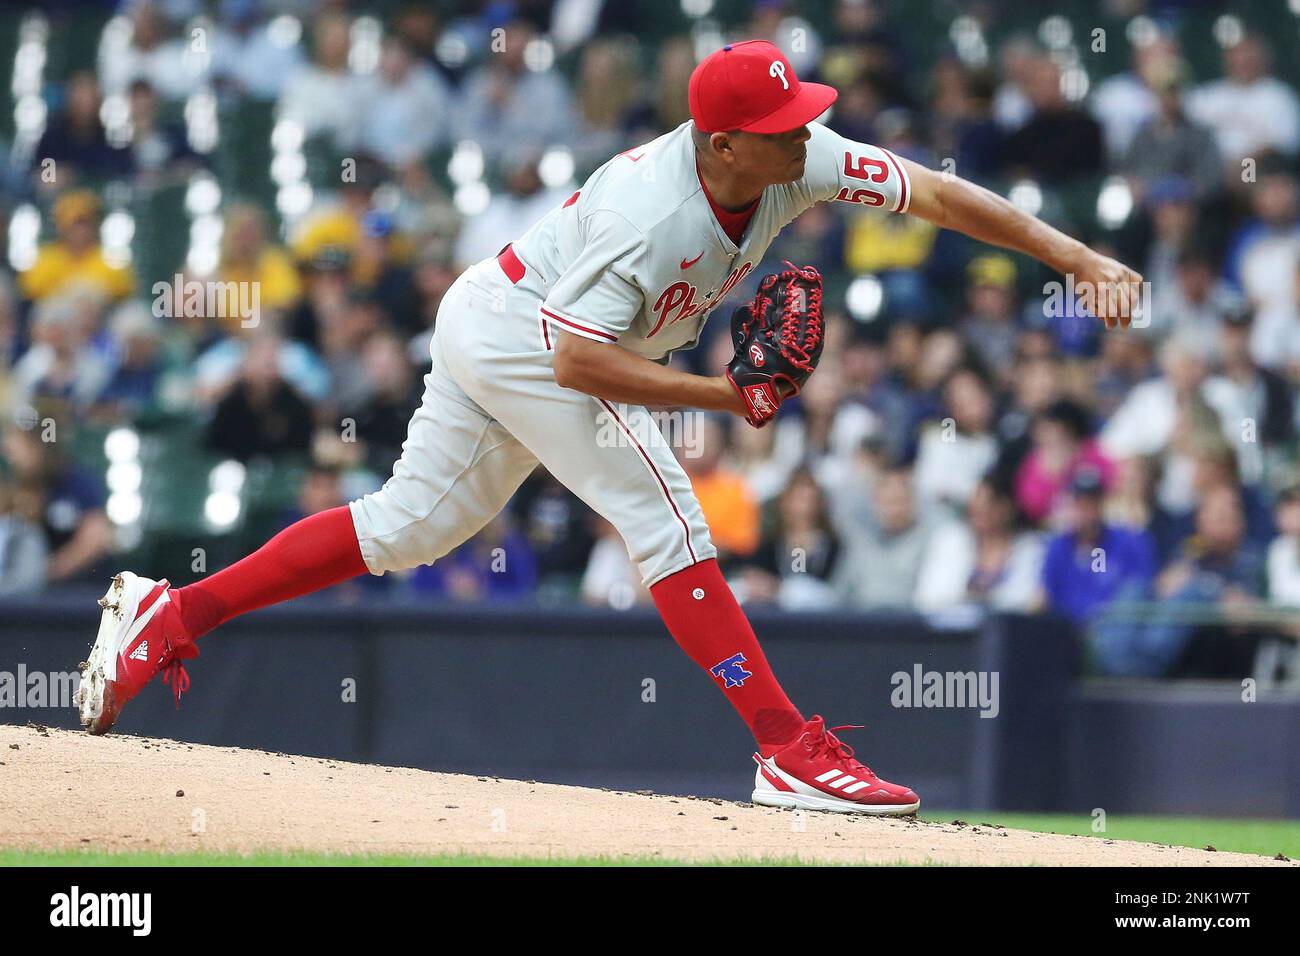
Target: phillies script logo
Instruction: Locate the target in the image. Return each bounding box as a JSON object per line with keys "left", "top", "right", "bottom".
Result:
{"left": 648, "top": 261, "right": 754, "bottom": 337}
{"left": 748, "top": 342, "right": 765, "bottom": 366}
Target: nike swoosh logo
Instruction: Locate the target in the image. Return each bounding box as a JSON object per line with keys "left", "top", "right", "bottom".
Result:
{"left": 681, "top": 252, "right": 704, "bottom": 270}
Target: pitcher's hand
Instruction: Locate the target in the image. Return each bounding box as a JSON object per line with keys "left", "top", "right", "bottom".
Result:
{"left": 1070, "top": 251, "right": 1145, "bottom": 330}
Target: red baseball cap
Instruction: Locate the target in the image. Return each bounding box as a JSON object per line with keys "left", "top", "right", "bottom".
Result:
{"left": 688, "top": 40, "right": 838, "bottom": 134}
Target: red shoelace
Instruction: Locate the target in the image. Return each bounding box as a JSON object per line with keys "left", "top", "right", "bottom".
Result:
{"left": 806, "top": 722, "right": 875, "bottom": 776}
{"left": 161, "top": 659, "right": 190, "bottom": 709}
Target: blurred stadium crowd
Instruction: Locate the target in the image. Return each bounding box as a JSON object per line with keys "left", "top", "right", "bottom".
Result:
{"left": 2, "top": 0, "right": 1300, "bottom": 681}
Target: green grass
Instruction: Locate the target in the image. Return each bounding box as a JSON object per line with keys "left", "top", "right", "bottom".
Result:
{"left": 921, "top": 810, "right": 1299, "bottom": 859}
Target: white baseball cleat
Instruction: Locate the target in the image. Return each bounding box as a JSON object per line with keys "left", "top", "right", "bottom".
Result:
{"left": 77, "top": 571, "right": 195, "bottom": 735}
{"left": 750, "top": 715, "right": 920, "bottom": 815}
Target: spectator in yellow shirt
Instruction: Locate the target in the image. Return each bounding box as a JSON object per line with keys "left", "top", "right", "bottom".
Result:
{"left": 216, "top": 203, "right": 302, "bottom": 331}
{"left": 290, "top": 153, "right": 384, "bottom": 275}
{"left": 18, "top": 190, "right": 133, "bottom": 304}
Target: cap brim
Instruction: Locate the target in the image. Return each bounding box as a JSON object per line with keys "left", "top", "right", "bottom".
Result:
{"left": 740, "top": 82, "right": 838, "bottom": 133}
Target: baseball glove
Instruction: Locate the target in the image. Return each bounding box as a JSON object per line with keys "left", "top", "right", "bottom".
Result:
{"left": 724, "top": 262, "right": 825, "bottom": 427}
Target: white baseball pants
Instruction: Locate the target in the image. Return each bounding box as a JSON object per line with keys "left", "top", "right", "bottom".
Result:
{"left": 348, "top": 255, "right": 717, "bottom": 587}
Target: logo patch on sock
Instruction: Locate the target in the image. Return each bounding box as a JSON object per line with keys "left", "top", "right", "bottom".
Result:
{"left": 709, "top": 652, "right": 752, "bottom": 688}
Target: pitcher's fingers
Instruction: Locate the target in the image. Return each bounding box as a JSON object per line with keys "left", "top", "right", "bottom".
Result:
{"left": 1079, "top": 283, "right": 1096, "bottom": 323}
{"left": 1099, "top": 282, "right": 1118, "bottom": 327}
{"left": 1117, "top": 282, "right": 1132, "bottom": 328}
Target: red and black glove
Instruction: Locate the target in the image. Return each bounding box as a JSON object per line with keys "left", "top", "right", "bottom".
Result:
{"left": 724, "top": 263, "right": 825, "bottom": 427}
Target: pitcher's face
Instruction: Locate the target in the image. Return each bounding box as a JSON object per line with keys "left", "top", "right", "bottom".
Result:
{"left": 732, "top": 125, "right": 812, "bottom": 185}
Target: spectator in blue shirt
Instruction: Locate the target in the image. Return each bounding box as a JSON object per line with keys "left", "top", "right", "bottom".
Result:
{"left": 1, "top": 422, "right": 111, "bottom": 585}
{"left": 411, "top": 513, "right": 538, "bottom": 601}
{"left": 93, "top": 301, "right": 167, "bottom": 420}
{"left": 1092, "top": 484, "right": 1264, "bottom": 677}
{"left": 1041, "top": 468, "right": 1157, "bottom": 624}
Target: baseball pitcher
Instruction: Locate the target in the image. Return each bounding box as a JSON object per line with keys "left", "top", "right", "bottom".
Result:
{"left": 77, "top": 41, "right": 1142, "bottom": 814}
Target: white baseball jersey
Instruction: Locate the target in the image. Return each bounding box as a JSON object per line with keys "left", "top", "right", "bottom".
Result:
{"left": 512, "top": 120, "right": 911, "bottom": 362}
{"left": 350, "top": 122, "right": 912, "bottom": 588}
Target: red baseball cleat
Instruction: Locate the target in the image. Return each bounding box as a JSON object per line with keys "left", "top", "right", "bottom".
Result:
{"left": 77, "top": 572, "right": 197, "bottom": 735}
{"left": 751, "top": 715, "right": 920, "bottom": 815}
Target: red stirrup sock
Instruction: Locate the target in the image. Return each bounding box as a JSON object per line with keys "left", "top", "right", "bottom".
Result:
{"left": 650, "top": 558, "right": 804, "bottom": 756}
{"left": 167, "top": 505, "right": 369, "bottom": 642}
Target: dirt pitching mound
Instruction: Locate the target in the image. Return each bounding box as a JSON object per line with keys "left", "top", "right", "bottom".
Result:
{"left": 0, "top": 725, "right": 1288, "bottom": 866}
